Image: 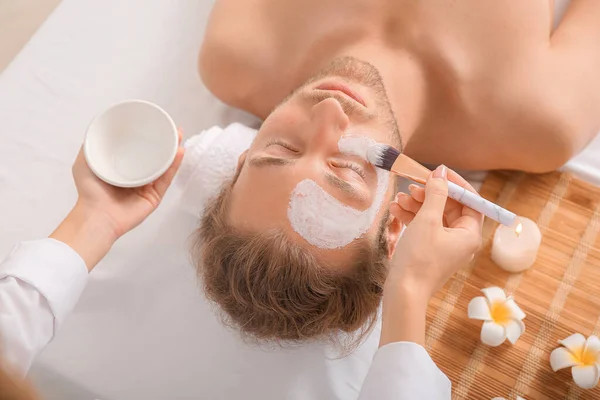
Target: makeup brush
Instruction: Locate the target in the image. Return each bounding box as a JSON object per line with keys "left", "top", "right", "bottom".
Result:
{"left": 367, "top": 143, "right": 518, "bottom": 227}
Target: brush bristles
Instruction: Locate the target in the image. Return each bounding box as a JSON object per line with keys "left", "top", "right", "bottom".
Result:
{"left": 366, "top": 143, "right": 401, "bottom": 171}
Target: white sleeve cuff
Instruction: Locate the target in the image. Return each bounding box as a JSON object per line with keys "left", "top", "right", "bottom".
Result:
{"left": 359, "top": 342, "right": 451, "bottom": 400}
{"left": 0, "top": 239, "right": 88, "bottom": 334}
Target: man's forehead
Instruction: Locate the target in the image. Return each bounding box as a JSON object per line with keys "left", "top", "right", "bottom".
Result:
{"left": 228, "top": 165, "right": 297, "bottom": 230}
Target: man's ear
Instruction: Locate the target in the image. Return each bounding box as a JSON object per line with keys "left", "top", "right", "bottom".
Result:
{"left": 237, "top": 150, "right": 249, "bottom": 172}
{"left": 386, "top": 211, "right": 404, "bottom": 259}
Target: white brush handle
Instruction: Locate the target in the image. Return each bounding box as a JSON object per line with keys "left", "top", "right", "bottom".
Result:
{"left": 447, "top": 181, "right": 517, "bottom": 227}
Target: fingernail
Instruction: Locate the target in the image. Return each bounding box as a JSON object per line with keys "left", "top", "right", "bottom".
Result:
{"left": 408, "top": 184, "right": 418, "bottom": 193}
{"left": 433, "top": 165, "right": 447, "bottom": 179}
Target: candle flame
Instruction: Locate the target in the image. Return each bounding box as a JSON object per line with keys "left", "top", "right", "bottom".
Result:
{"left": 515, "top": 222, "right": 523, "bottom": 237}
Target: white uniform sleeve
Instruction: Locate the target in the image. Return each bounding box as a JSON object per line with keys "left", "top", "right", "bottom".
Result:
{"left": 0, "top": 239, "right": 88, "bottom": 375}
{"left": 358, "top": 342, "right": 451, "bottom": 400}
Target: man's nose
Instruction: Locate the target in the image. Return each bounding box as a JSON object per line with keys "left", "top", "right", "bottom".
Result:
{"left": 309, "top": 98, "right": 350, "bottom": 149}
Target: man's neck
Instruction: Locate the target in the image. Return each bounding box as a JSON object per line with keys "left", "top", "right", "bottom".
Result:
{"left": 354, "top": 49, "right": 426, "bottom": 148}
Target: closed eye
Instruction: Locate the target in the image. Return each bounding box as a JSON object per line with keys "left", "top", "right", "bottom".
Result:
{"left": 332, "top": 161, "right": 366, "bottom": 179}
{"left": 265, "top": 139, "right": 299, "bottom": 153}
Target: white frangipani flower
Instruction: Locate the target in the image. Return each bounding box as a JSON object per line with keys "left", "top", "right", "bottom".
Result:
{"left": 550, "top": 333, "right": 600, "bottom": 389}
{"left": 468, "top": 287, "right": 526, "bottom": 347}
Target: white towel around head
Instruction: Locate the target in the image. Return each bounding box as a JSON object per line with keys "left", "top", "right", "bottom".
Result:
{"left": 174, "top": 123, "right": 258, "bottom": 217}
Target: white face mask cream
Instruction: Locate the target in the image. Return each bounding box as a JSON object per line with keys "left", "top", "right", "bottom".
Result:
{"left": 337, "top": 135, "right": 375, "bottom": 160}
{"left": 287, "top": 136, "right": 390, "bottom": 249}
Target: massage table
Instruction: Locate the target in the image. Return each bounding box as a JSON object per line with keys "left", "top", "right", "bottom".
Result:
{"left": 0, "top": 0, "right": 598, "bottom": 398}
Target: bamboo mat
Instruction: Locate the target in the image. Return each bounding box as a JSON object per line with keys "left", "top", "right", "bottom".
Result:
{"left": 425, "top": 171, "right": 600, "bottom": 400}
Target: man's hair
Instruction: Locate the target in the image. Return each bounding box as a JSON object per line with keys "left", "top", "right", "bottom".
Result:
{"left": 191, "top": 178, "right": 390, "bottom": 349}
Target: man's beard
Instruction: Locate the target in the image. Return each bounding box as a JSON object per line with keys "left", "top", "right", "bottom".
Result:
{"left": 304, "top": 56, "right": 402, "bottom": 151}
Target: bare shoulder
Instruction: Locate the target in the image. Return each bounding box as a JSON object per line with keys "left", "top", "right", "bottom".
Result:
{"left": 544, "top": 1, "right": 600, "bottom": 158}
{"left": 199, "top": 0, "right": 274, "bottom": 113}
{"left": 495, "top": 48, "right": 599, "bottom": 172}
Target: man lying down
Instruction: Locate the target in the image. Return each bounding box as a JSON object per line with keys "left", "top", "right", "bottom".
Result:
{"left": 191, "top": 1, "right": 599, "bottom": 345}
{"left": 186, "top": 0, "right": 599, "bottom": 397}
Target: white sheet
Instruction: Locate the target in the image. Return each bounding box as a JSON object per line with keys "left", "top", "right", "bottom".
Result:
{"left": 0, "top": 0, "right": 599, "bottom": 398}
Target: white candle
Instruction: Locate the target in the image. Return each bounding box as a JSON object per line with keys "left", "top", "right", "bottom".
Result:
{"left": 491, "top": 217, "right": 541, "bottom": 273}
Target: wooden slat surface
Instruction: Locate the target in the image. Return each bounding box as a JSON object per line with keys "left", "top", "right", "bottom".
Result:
{"left": 425, "top": 171, "right": 600, "bottom": 400}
